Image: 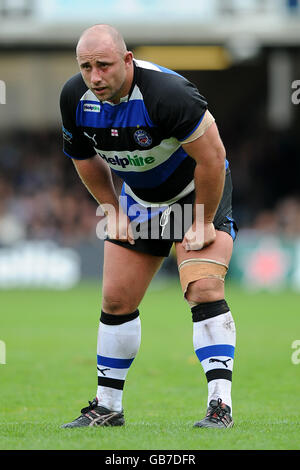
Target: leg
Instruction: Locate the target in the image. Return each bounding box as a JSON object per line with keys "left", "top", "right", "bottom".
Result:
{"left": 62, "top": 241, "right": 164, "bottom": 427}
{"left": 175, "top": 231, "right": 236, "bottom": 427}
{"left": 102, "top": 240, "right": 163, "bottom": 314}
{"left": 176, "top": 230, "right": 233, "bottom": 304}
{"left": 97, "top": 241, "right": 164, "bottom": 411}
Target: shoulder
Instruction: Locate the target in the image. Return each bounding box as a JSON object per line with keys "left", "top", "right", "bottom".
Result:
{"left": 134, "top": 60, "right": 207, "bottom": 124}
{"left": 60, "top": 73, "right": 88, "bottom": 110}
{"left": 60, "top": 72, "right": 87, "bottom": 95}
{"left": 134, "top": 59, "right": 206, "bottom": 104}
{"left": 133, "top": 60, "right": 207, "bottom": 139}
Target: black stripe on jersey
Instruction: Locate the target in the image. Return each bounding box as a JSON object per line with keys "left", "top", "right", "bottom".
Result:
{"left": 80, "top": 126, "right": 164, "bottom": 152}
{"left": 130, "top": 156, "right": 196, "bottom": 202}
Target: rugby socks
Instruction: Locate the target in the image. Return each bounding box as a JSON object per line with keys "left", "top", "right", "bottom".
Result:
{"left": 96, "top": 310, "right": 141, "bottom": 412}
{"left": 192, "top": 300, "right": 236, "bottom": 412}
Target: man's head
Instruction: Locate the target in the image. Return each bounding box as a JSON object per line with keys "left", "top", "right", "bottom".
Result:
{"left": 76, "top": 24, "right": 134, "bottom": 104}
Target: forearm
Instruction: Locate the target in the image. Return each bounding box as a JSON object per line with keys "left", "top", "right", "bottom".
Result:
{"left": 73, "top": 154, "right": 119, "bottom": 209}
{"left": 182, "top": 122, "right": 226, "bottom": 224}
{"left": 73, "top": 155, "right": 134, "bottom": 244}
{"left": 193, "top": 158, "right": 225, "bottom": 223}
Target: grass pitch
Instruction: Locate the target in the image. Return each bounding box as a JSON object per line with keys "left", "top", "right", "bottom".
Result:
{"left": 0, "top": 279, "right": 300, "bottom": 450}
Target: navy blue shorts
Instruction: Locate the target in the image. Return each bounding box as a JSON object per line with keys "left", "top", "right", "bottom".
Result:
{"left": 107, "top": 170, "right": 238, "bottom": 257}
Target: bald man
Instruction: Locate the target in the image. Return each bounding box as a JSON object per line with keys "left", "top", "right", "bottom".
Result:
{"left": 60, "top": 24, "right": 238, "bottom": 429}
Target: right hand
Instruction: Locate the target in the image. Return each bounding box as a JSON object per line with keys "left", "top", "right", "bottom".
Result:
{"left": 106, "top": 210, "right": 135, "bottom": 245}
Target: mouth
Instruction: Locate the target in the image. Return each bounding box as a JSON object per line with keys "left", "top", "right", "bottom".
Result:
{"left": 92, "top": 87, "right": 107, "bottom": 95}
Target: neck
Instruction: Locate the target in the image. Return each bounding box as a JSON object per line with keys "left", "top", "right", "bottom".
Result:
{"left": 109, "top": 63, "right": 134, "bottom": 104}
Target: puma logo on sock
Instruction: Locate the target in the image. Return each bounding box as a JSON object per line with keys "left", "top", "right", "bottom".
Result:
{"left": 209, "top": 358, "right": 232, "bottom": 368}
{"left": 97, "top": 366, "right": 111, "bottom": 376}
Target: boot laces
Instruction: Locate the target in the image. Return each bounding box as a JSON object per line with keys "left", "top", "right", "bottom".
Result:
{"left": 81, "top": 398, "right": 98, "bottom": 414}
{"left": 207, "top": 398, "right": 227, "bottom": 421}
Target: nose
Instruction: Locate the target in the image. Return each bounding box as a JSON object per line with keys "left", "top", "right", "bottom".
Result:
{"left": 90, "top": 67, "right": 102, "bottom": 85}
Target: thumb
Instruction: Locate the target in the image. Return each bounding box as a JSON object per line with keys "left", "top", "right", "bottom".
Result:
{"left": 127, "top": 220, "right": 135, "bottom": 245}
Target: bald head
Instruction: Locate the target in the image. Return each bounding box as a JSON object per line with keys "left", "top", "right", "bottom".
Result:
{"left": 76, "top": 24, "right": 127, "bottom": 57}
{"left": 76, "top": 24, "right": 134, "bottom": 104}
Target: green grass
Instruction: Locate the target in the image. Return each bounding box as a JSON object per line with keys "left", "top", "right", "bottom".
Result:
{"left": 0, "top": 280, "right": 300, "bottom": 450}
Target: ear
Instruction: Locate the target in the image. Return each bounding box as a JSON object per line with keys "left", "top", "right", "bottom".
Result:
{"left": 124, "top": 51, "right": 133, "bottom": 67}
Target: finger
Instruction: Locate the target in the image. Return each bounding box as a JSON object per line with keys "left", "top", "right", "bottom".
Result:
{"left": 181, "top": 237, "right": 189, "bottom": 251}
{"left": 127, "top": 234, "right": 135, "bottom": 245}
{"left": 184, "top": 244, "right": 190, "bottom": 251}
{"left": 126, "top": 222, "right": 135, "bottom": 245}
{"left": 186, "top": 242, "right": 204, "bottom": 251}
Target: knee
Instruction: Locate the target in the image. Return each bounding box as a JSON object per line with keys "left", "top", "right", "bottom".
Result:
{"left": 185, "top": 278, "right": 224, "bottom": 304}
{"left": 102, "top": 287, "right": 138, "bottom": 315}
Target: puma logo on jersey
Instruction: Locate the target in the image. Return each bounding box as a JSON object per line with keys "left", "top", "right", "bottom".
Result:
{"left": 84, "top": 132, "right": 98, "bottom": 146}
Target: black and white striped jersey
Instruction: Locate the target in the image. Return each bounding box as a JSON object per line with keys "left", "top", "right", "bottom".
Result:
{"left": 60, "top": 59, "right": 208, "bottom": 204}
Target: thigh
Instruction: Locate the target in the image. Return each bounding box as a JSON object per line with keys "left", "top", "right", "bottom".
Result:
{"left": 175, "top": 230, "right": 233, "bottom": 267}
{"left": 175, "top": 231, "right": 233, "bottom": 301}
{"left": 102, "top": 240, "right": 164, "bottom": 313}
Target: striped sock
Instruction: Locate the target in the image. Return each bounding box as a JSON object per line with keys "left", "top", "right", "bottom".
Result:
{"left": 192, "top": 300, "right": 236, "bottom": 412}
{"left": 96, "top": 310, "right": 141, "bottom": 412}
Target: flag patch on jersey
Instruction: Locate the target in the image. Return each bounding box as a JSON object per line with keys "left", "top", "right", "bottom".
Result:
{"left": 83, "top": 103, "right": 101, "bottom": 112}
{"left": 111, "top": 129, "right": 119, "bottom": 136}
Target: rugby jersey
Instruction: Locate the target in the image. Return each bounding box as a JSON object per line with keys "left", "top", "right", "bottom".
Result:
{"left": 60, "top": 59, "right": 208, "bottom": 204}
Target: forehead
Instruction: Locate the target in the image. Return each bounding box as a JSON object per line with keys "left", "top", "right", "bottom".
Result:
{"left": 77, "top": 35, "right": 119, "bottom": 63}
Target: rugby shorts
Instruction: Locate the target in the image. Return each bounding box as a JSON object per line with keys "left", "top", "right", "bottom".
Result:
{"left": 106, "top": 169, "right": 238, "bottom": 257}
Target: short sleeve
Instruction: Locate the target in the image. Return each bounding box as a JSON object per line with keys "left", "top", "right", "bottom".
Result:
{"left": 156, "top": 78, "right": 208, "bottom": 141}
{"left": 59, "top": 75, "right": 96, "bottom": 160}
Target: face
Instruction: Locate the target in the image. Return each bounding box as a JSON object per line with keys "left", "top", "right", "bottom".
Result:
{"left": 77, "top": 36, "right": 133, "bottom": 104}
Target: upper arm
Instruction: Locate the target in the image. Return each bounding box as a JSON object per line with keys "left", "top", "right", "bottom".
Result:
{"left": 147, "top": 74, "right": 224, "bottom": 166}
{"left": 182, "top": 121, "right": 226, "bottom": 166}
{"left": 146, "top": 74, "right": 207, "bottom": 141}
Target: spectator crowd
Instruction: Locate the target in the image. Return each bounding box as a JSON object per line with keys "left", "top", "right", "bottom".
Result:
{"left": 0, "top": 127, "right": 299, "bottom": 247}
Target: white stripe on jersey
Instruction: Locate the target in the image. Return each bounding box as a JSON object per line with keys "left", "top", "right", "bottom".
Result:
{"left": 79, "top": 88, "right": 130, "bottom": 105}
{"left": 129, "top": 84, "right": 143, "bottom": 101}
{"left": 133, "top": 59, "right": 161, "bottom": 72}
{"left": 80, "top": 89, "right": 98, "bottom": 102}
{"left": 80, "top": 83, "right": 145, "bottom": 104}
{"left": 124, "top": 180, "right": 195, "bottom": 208}
{"left": 94, "top": 136, "right": 181, "bottom": 173}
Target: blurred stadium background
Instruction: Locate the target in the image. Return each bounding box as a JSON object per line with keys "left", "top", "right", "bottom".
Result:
{"left": 1, "top": 0, "right": 300, "bottom": 451}
{"left": 0, "top": 0, "right": 300, "bottom": 291}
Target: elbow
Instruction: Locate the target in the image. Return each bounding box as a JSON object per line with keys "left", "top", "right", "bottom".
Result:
{"left": 216, "top": 143, "right": 226, "bottom": 166}
{"left": 209, "top": 144, "right": 226, "bottom": 171}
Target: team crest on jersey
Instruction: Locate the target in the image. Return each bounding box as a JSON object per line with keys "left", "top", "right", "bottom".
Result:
{"left": 133, "top": 129, "right": 152, "bottom": 147}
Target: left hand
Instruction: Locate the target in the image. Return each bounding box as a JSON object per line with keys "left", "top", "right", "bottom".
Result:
{"left": 182, "top": 221, "right": 216, "bottom": 251}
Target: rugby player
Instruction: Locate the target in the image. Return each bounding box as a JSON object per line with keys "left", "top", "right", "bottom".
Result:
{"left": 60, "top": 24, "right": 238, "bottom": 429}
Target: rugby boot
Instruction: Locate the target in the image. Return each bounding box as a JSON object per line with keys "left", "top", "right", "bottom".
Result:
{"left": 194, "top": 398, "right": 233, "bottom": 428}
{"left": 61, "top": 397, "right": 125, "bottom": 428}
